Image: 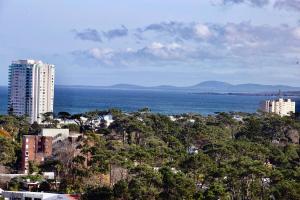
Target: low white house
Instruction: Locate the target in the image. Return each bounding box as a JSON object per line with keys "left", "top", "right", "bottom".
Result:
{"left": 40, "top": 129, "right": 70, "bottom": 143}
{"left": 55, "top": 114, "right": 114, "bottom": 128}
{"left": 188, "top": 145, "right": 199, "bottom": 154}
{"left": 2, "top": 191, "right": 79, "bottom": 200}
{"left": 103, "top": 115, "right": 114, "bottom": 126}
{"left": 42, "top": 172, "right": 55, "bottom": 180}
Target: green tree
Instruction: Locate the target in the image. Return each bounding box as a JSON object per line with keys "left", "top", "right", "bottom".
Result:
{"left": 159, "top": 167, "right": 195, "bottom": 200}
{"left": 113, "top": 180, "right": 130, "bottom": 200}
{"left": 81, "top": 187, "right": 113, "bottom": 200}
{"left": 58, "top": 111, "right": 71, "bottom": 123}
{"left": 0, "top": 137, "right": 18, "bottom": 166}
{"left": 28, "top": 161, "right": 40, "bottom": 174}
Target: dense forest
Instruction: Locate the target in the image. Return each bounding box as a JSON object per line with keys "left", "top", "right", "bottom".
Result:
{"left": 0, "top": 109, "right": 300, "bottom": 200}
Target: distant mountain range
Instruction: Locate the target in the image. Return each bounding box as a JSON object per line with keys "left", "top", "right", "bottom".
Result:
{"left": 58, "top": 81, "right": 300, "bottom": 94}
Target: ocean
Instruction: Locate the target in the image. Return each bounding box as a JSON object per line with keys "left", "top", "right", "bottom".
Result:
{"left": 1, "top": 86, "right": 299, "bottom": 115}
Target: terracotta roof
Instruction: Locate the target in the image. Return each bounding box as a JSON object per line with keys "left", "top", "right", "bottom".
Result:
{"left": 65, "top": 194, "right": 81, "bottom": 200}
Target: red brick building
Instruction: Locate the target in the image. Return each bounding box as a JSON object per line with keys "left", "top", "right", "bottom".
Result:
{"left": 21, "top": 135, "right": 53, "bottom": 174}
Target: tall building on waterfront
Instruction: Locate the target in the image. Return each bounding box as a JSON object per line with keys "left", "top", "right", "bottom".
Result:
{"left": 263, "top": 98, "right": 295, "bottom": 117}
{"left": 8, "top": 60, "right": 55, "bottom": 123}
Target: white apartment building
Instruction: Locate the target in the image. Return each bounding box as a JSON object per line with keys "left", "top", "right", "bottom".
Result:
{"left": 8, "top": 60, "right": 55, "bottom": 123}
{"left": 40, "top": 128, "right": 70, "bottom": 143}
{"left": 263, "top": 98, "right": 296, "bottom": 117}
{"left": 2, "top": 191, "right": 79, "bottom": 200}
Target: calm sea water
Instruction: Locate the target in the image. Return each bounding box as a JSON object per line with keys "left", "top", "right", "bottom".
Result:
{"left": 1, "top": 86, "right": 299, "bottom": 115}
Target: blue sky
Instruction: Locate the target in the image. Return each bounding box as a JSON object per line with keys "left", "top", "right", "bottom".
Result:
{"left": 1, "top": 0, "right": 300, "bottom": 86}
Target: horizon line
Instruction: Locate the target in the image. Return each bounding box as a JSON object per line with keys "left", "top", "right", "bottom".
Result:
{"left": 1, "top": 81, "right": 300, "bottom": 88}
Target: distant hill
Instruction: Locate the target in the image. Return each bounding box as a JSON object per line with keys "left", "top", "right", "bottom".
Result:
{"left": 108, "top": 84, "right": 146, "bottom": 90}
{"left": 183, "top": 81, "right": 300, "bottom": 93}
{"left": 56, "top": 81, "right": 300, "bottom": 94}
{"left": 186, "top": 81, "right": 234, "bottom": 92}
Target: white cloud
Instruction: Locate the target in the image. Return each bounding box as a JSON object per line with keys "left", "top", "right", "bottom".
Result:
{"left": 89, "top": 48, "right": 114, "bottom": 59}
{"left": 149, "top": 42, "right": 165, "bottom": 49}
{"left": 292, "top": 27, "right": 300, "bottom": 39}
{"left": 223, "top": 23, "right": 262, "bottom": 49}
{"left": 72, "top": 21, "right": 300, "bottom": 74}
{"left": 143, "top": 42, "right": 185, "bottom": 60}
{"left": 211, "top": 0, "right": 300, "bottom": 12}
{"left": 75, "top": 42, "right": 196, "bottom": 67}
{"left": 210, "top": 0, "right": 270, "bottom": 7}
{"left": 149, "top": 42, "right": 182, "bottom": 50}
{"left": 274, "top": 0, "right": 300, "bottom": 12}
{"left": 194, "top": 24, "right": 212, "bottom": 39}
{"left": 168, "top": 42, "right": 182, "bottom": 49}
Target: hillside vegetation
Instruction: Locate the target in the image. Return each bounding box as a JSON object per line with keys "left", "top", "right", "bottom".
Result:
{"left": 0, "top": 110, "right": 299, "bottom": 200}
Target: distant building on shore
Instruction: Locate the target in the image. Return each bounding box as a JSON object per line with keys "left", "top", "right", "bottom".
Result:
{"left": 262, "top": 98, "right": 295, "bottom": 117}
{"left": 8, "top": 59, "right": 55, "bottom": 124}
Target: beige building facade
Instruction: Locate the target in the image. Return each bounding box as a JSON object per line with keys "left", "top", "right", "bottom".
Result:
{"left": 263, "top": 98, "right": 295, "bottom": 117}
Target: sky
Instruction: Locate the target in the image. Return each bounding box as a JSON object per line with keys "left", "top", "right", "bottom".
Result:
{"left": 1, "top": 0, "right": 300, "bottom": 86}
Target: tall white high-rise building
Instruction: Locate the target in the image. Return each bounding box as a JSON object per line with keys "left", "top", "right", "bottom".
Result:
{"left": 8, "top": 60, "right": 55, "bottom": 123}
{"left": 263, "top": 98, "right": 296, "bottom": 117}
